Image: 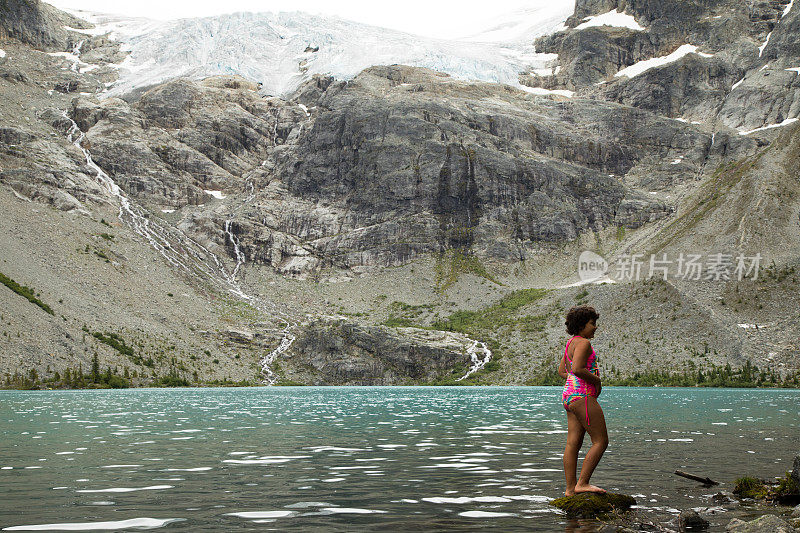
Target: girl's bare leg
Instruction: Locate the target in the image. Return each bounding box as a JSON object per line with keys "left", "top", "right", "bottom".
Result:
{"left": 563, "top": 408, "right": 586, "bottom": 496}
{"left": 568, "top": 396, "right": 608, "bottom": 493}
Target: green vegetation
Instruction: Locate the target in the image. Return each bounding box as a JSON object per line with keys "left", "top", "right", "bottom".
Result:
{"left": 382, "top": 301, "right": 435, "bottom": 328}
{"left": 774, "top": 473, "right": 800, "bottom": 504}
{"left": 0, "top": 271, "right": 54, "bottom": 315}
{"left": 3, "top": 361, "right": 129, "bottom": 390}
{"left": 275, "top": 379, "right": 306, "bottom": 386}
{"left": 550, "top": 492, "right": 636, "bottom": 519}
{"left": 88, "top": 329, "right": 135, "bottom": 358}
{"left": 734, "top": 474, "right": 799, "bottom": 503}
{"left": 434, "top": 249, "right": 500, "bottom": 293}
{"left": 602, "top": 360, "right": 787, "bottom": 388}
{"left": 432, "top": 288, "right": 549, "bottom": 337}
{"left": 759, "top": 262, "right": 797, "bottom": 283}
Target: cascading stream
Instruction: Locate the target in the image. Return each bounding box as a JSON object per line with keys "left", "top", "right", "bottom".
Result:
{"left": 456, "top": 340, "right": 492, "bottom": 382}
{"left": 64, "top": 113, "right": 295, "bottom": 384}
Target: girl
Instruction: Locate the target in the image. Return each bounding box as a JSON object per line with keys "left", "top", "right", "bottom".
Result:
{"left": 559, "top": 305, "right": 608, "bottom": 496}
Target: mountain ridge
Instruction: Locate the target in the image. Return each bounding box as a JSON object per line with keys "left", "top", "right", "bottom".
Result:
{"left": 0, "top": 0, "right": 798, "bottom": 388}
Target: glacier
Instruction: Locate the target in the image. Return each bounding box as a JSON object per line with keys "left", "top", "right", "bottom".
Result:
{"left": 63, "top": 3, "right": 575, "bottom": 98}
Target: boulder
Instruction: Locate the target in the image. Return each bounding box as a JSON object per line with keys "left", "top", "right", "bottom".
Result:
{"left": 550, "top": 492, "right": 636, "bottom": 519}
{"left": 791, "top": 503, "right": 800, "bottom": 518}
{"left": 725, "top": 514, "right": 794, "bottom": 532}
{"left": 679, "top": 509, "right": 710, "bottom": 531}
{"left": 792, "top": 454, "right": 800, "bottom": 487}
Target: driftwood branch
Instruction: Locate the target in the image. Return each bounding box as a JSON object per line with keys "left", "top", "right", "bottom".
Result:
{"left": 674, "top": 470, "right": 719, "bottom": 486}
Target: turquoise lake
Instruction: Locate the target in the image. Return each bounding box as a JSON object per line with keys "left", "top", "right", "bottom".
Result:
{"left": 1, "top": 387, "right": 798, "bottom": 531}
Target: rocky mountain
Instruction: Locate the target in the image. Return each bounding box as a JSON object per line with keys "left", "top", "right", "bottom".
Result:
{"left": 0, "top": 0, "right": 798, "bottom": 388}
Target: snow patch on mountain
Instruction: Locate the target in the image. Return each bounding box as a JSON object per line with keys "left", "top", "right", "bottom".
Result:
{"left": 614, "top": 44, "right": 713, "bottom": 78}
{"left": 574, "top": 10, "right": 645, "bottom": 31}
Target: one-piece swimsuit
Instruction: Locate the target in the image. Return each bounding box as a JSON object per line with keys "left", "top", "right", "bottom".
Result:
{"left": 561, "top": 335, "right": 599, "bottom": 426}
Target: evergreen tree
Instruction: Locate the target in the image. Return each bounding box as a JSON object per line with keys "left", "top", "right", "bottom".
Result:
{"left": 91, "top": 353, "right": 100, "bottom": 383}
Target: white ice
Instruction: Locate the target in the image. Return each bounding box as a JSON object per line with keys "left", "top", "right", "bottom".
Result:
{"left": 62, "top": 9, "right": 573, "bottom": 98}
{"left": 615, "top": 44, "right": 712, "bottom": 78}
{"left": 785, "top": 67, "right": 800, "bottom": 74}
{"left": 204, "top": 190, "right": 226, "bottom": 199}
{"left": 0, "top": 49, "right": 5, "bottom": 58}
{"left": 574, "top": 10, "right": 645, "bottom": 31}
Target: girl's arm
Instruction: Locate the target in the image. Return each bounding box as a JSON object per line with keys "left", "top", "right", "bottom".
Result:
{"left": 558, "top": 353, "right": 568, "bottom": 379}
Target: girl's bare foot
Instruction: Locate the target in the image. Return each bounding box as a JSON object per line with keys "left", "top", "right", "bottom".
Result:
{"left": 565, "top": 489, "right": 575, "bottom": 497}
{"left": 574, "top": 483, "right": 606, "bottom": 494}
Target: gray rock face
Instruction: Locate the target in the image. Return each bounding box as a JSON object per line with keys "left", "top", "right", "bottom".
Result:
{"left": 73, "top": 65, "right": 705, "bottom": 276}
{"left": 282, "top": 319, "right": 473, "bottom": 385}
{"left": 529, "top": 0, "right": 800, "bottom": 131}
{"left": 0, "top": 0, "right": 89, "bottom": 52}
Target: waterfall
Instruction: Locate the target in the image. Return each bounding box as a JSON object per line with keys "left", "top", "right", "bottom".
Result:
{"left": 64, "top": 113, "right": 295, "bottom": 384}
{"left": 224, "top": 219, "right": 246, "bottom": 280}
{"left": 456, "top": 340, "right": 492, "bottom": 381}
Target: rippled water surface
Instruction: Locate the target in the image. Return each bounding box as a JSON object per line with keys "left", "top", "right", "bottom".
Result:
{"left": 1, "top": 387, "right": 798, "bottom": 531}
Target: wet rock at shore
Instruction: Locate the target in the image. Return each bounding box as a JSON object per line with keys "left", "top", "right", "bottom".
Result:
{"left": 550, "top": 492, "right": 636, "bottom": 519}
{"left": 679, "top": 509, "right": 710, "bottom": 531}
{"left": 792, "top": 454, "right": 800, "bottom": 487}
{"left": 725, "top": 514, "right": 795, "bottom": 532}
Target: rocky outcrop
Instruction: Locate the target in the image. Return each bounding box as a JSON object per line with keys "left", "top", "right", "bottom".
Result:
{"left": 528, "top": 0, "right": 800, "bottom": 131}
{"left": 0, "top": 0, "right": 90, "bottom": 52}
{"left": 70, "top": 65, "right": 705, "bottom": 276}
{"left": 281, "top": 319, "right": 474, "bottom": 385}
{"left": 726, "top": 515, "right": 795, "bottom": 533}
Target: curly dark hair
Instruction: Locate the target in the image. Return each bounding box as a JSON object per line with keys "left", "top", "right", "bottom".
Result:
{"left": 565, "top": 305, "right": 599, "bottom": 335}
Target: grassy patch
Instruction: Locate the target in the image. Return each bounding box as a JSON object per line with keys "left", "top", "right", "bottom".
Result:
{"left": 432, "top": 288, "right": 549, "bottom": 337}
{"left": 434, "top": 249, "right": 500, "bottom": 293}
{"left": 733, "top": 477, "right": 768, "bottom": 499}
{"left": 0, "top": 271, "right": 54, "bottom": 315}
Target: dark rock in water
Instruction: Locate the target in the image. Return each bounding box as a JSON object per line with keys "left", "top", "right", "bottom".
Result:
{"left": 792, "top": 454, "right": 800, "bottom": 487}
{"left": 725, "top": 514, "right": 794, "bottom": 532}
{"left": 550, "top": 492, "right": 636, "bottom": 519}
{"left": 710, "top": 491, "right": 736, "bottom": 504}
{"left": 678, "top": 509, "right": 709, "bottom": 531}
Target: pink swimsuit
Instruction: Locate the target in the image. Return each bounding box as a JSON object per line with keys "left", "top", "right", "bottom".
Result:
{"left": 561, "top": 335, "right": 599, "bottom": 426}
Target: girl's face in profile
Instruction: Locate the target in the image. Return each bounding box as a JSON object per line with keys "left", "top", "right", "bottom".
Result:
{"left": 581, "top": 319, "right": 597, "bottom": 338}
